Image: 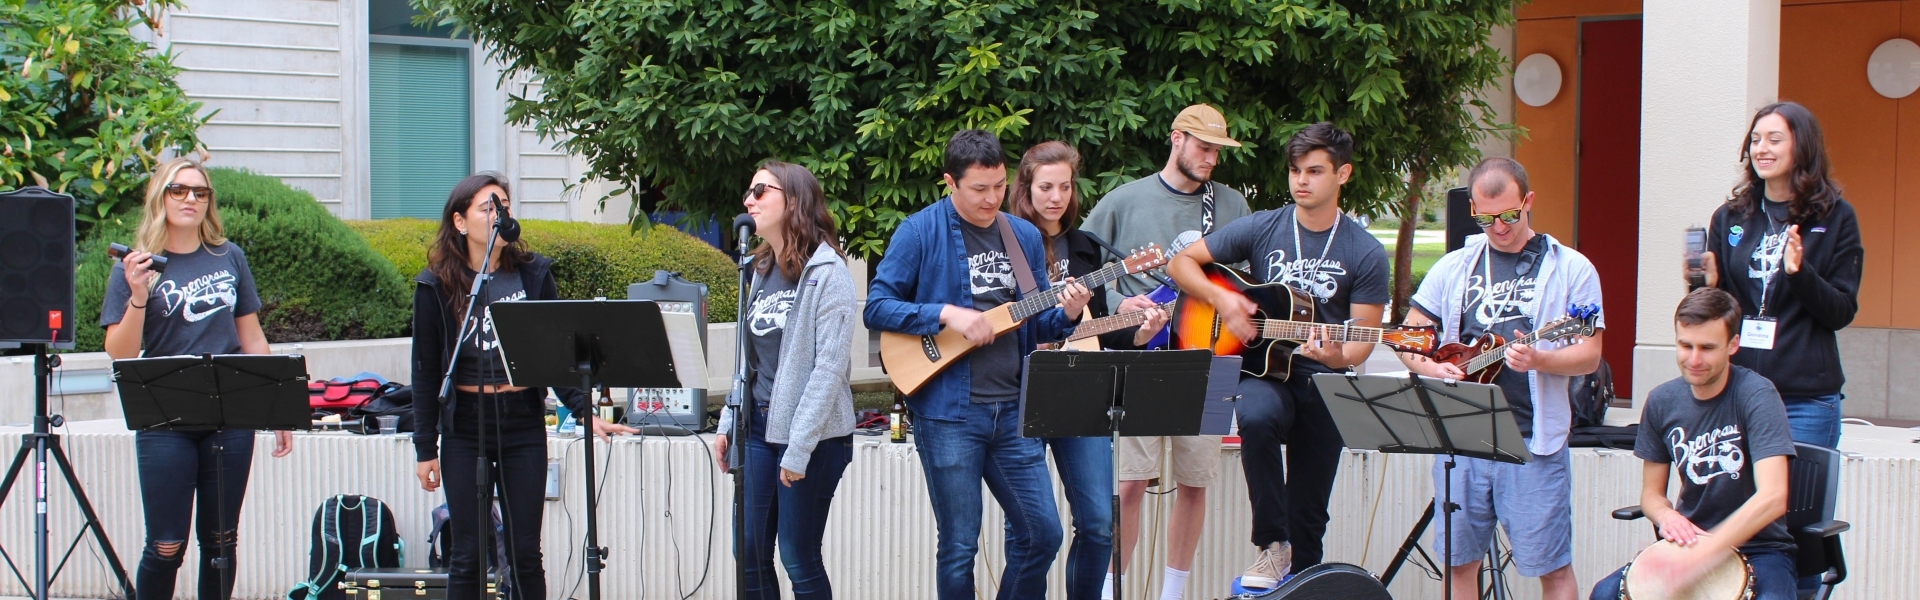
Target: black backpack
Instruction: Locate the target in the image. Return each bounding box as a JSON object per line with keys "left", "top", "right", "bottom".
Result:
{"left": 425, "top": 502, "right": 513, "bottom": 596}
{"left": 1569, "top": 358, "right": 1615, "bottom": 428}
{"left": 287, "top": 495, "right": 404, "bottom": 600}
{"left": 347, "top": 385, "right": 414, "bottom": 435}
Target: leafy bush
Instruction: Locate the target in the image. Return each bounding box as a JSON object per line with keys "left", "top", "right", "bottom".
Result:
{"left": 347, "top": 219, "right": 740, "bottom": 322}
{"left": 71, "top": 168, "right": 412, "bottom": 351}
{"left": 0, "top": 0, "right": 209, "bottom": 230}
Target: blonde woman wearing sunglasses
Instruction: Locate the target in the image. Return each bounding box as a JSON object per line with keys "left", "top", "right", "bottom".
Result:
{"left": 101, "top": 157, "right": 292, "bottom": 600}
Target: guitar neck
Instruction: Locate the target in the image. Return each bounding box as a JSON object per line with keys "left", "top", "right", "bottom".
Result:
{"left": 1008, "top": 261, "right": 1135, "bottom": 321}
{"left": 1068, "top": 301, "right": 1176, "bottom": 340}
{"left": 1254, "top": 319, "right": 1388, "bottom": 344}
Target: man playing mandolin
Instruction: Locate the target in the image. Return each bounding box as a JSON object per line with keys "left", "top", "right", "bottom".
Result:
{"left": 1590, "top": 287, "right": 1796, "bottom": 600}
{"left": 1396, "top": 156, "right": 1605, "bottom": 600}
{"left": 1166, "top": 122, "right": 1389, "bottom": 590}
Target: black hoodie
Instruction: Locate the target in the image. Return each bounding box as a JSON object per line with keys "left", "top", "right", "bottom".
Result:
{"left": 1706, "top": 197, "right": 1863, "bottom": 398}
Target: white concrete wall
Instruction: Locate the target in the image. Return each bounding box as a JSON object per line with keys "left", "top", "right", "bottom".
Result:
{"left": 1633, "top": 0, "right": 1780, "bottom": 402}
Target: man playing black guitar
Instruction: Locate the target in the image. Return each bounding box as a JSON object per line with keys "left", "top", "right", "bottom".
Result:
{"left": 1395, "top": 157, "right": 1605, "bottom": 600}
{"left": 1166, "top": 123, "right": 1389, "bottom": 591}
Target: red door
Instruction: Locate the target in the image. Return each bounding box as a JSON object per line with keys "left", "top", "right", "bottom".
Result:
{"left": 1576, "top": 18, "right": 1641, "bottom": 399}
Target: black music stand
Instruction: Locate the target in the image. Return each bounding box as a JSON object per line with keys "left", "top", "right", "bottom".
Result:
{"left": 113, "top": 353, "right": 311, "bottom": 594}
{"left": 489, "top": 300, "right": 678, "bottom": 600}
{"left": 1312, "top": 372, "right": 1526, "bottom": 600}
{"left": 1020, "top": 349, "right": 1221, "bottom": 600}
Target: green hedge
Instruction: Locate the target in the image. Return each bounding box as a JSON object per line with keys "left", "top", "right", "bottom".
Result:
{"left": 347, "top": 219, "right": 740, "bottom": 323}
{"left": 72, "top": 168, "right": 413, "bottom": 351}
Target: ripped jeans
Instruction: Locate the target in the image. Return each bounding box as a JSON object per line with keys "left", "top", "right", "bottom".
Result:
{"left": 134, "top": 428, "right": 255, "bottom": 600}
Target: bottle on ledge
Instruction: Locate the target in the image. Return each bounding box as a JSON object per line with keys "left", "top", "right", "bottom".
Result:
{"left": 889, "top": 392, "right": 908, "bottom": 444}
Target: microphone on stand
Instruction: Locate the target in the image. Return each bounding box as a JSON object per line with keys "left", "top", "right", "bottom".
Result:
{"left": 732, "top": 213, "right": 756, "bottom": 256}
{"left": 492, "top": 193, "right": 521, "bottom": 243}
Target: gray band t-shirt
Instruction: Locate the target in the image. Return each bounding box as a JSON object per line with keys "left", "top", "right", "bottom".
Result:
{"left": 457, "top": 270, "right": 528, "bottom": 386}
{"left": 1202, "top": 206, "right": 1391, "bottom": 374}
{"left": 746, "top": 266, "right": 799, "bottom": 408}
{"left": 1446, "top": 234, "right": 1548, "bottom": 437}
{"left": 961, "top": 219, "right": 1021, "bottom": 403}
{"left": 1636, "top": 365, "right": 1797, "bottom": 555}
{"left": 100, "top": 243, "right": 262, "bottom": 356}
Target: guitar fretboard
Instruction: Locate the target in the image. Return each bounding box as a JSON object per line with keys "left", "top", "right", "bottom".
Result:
{"left": 1462, "top": 317, "right": 1577, "bottom": 374}
{"left": 1254, "top": 319, "right": 1387, "bottom": 344}
{"left": 1068, "top": 300, "right": 1176, "bottom": 341}
{"left": 1009, "top": 260, "right": 1141, "bottom": 321}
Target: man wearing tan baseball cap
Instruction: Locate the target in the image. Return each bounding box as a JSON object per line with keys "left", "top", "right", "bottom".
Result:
{"left": 1080, "top": 103, "right": 1250, "bottom": 600}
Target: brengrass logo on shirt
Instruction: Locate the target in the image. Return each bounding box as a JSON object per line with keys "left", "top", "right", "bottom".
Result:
{"left": 1668, "top": 424, "right": 1747, "bottom": 485}
{"left": 748, "top": 288, "right": 797, "bottom": 336}
{"left": 1262, "top": 249, "right": 1347, "bottom": 300}
{"left": 968, "top": 249, "right": 1014, "bottom": 295}
{"left": 157, "top": 270, "right": 239, "bottom": 323}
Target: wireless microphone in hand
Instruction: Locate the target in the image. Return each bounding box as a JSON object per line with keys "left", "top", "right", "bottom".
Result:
{"left": 107, "top": 243, "right": 169, "bottom": 274}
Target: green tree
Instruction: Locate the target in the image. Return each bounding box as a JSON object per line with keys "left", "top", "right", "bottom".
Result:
{"left": 415, "top": 0, "right": 1514, "bottom": 312}
{"left": 0, "top": 0, "right": 210, "bottom": 229}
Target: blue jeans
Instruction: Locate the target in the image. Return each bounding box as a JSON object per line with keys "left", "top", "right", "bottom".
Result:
{"left": 916, "top": 400, "right": 1062, "bottom": 600}
{"left": 1591, "top": 548, "right": 1796, "bottom": 600}
{"left": 1783, "top": 393, "right": 1842, "bottom": 448}
{"left": 739, "top": 408, "right": 854, "bottom": 599}
{"left": 134, "top": 428, "right": 255, "bottom": 600}
{"left": 1038, "top": 436, "right": 1112, "bottom": 600}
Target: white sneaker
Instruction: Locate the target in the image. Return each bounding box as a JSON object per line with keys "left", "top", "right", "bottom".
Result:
{"left": 1240, "top": 541, "right": 1293, "bottom": 589}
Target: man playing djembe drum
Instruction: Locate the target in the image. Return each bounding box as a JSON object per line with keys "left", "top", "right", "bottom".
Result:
{"left": 1591, "top": 287, "right": 1798, "bottom": 600}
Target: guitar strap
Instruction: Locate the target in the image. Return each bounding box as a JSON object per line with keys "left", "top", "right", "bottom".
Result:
{"left": 995, "top": 213, "right": 1040, "bottom": 296}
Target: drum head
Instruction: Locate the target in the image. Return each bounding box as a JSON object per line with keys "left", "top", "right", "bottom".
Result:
{"left": 1621, "top": 540, "right": 1753, "bottom": 600}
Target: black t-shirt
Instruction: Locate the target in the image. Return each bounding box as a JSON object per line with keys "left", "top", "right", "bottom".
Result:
{"left": 101, "top": 243, "right": 262, "bottom": 356}
{"left": 1457, "top": 234, "right": 1548, "bottom": 437}
{"left": 1047, "top": 235, "right": 1070, "bottom": 285}
{"left": 961, "top": 219, "right": 1021, "bottom": 403}
{"left": 1743, "top": 199, "right": 1792, "bottom": 312}
{"left": 746, "top": 266, "right": 799, "bottom": 408}
{"left": 1202, "top": 206, "right": 1390, "bottom": 374}
{"left": 456, "top": 270, "right": 527, "bottom": 386}
{"left": 1636, "top": 366, "right": 1798, "bottom": 555}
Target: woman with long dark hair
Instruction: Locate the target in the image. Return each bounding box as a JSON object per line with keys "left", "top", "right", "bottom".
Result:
{"left": 102, "top": 157, "right": 293, "bottom": 600}
{"left": 1694, "top": 101, "right": 1863, "bottom": 448}
{"left": 711, "top": 161, "right": 858, "bottom": 599}
{"left": 1009, "top": 141, "right": 1167, "bottom": 600}
{"left": 410, "top": 173, "right": 634, "bottom": 599}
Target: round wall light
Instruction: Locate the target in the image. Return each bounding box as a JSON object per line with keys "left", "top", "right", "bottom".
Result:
{"left": 1514, "top": 53, "right": 1563, "bottom": 107}
{"left": 1867, "top": 38, "right": 1920, "bottom": 99}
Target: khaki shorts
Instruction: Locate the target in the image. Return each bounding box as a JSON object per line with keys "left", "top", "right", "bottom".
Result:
{"left": 1116, "top": 435, "right": 1223, "bottom": 487}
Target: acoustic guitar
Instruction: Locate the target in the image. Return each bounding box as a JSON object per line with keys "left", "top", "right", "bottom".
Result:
{"left": 1172, "top": 263, "right": 1439, "bottom": 380}
{"left": 1060, "top": 299, "right": 1177, "bottom": 350}
{"left": 1427, "top": 303, "right": 1601, "bottom": 384}
{"left": 878, "top": 245, "right": 1168, "bottom": 395}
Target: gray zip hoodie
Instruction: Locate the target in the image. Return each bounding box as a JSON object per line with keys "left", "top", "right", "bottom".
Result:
{"left": 717, "top": 243, "right": 857, "bottom": 473}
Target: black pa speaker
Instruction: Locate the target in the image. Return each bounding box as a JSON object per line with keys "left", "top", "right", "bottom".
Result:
{"left": 1444, "top": 186, "right": 1475, "bottom": 253}
{"left": 0, "top": 186, "right": 77, "bottom": 346}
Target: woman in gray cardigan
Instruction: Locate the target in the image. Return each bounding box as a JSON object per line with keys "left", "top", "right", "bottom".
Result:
{"left": 713, "top": 160, "right": 858, "bottom": 599}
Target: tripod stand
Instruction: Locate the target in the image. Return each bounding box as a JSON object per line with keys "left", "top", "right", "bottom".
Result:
{"left": 1381, "top": 499, "right": 1516, "bottom": 600}
{"left": 0, "top": 345, "right": 134, "bottom": 599}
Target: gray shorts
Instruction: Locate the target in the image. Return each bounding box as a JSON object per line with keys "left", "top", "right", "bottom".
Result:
{"left": 1430, "top": 446, "right": 1573, "bottom": 577}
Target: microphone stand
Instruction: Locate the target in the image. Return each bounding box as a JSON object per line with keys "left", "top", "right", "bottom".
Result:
{"left": 437, "top": 203, "right": 508, "bottom": 598}
{"left": 727, "top": 217, "right": 756, "bottom": 598}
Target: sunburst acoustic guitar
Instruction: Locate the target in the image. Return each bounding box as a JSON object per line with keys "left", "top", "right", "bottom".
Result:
{"left": 878, "top": 245, "right": 1168, "bottom": 395}
{"left": 1171, "top": 263, "right": 1439, "bottom": 380}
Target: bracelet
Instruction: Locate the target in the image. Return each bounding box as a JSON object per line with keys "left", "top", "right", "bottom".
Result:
{"left": 129, "top": 299, "right": 147, "bottom": 309}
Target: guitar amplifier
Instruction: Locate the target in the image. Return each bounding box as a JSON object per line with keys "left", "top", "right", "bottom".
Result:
{"left": 341, "top": 567, "right": 498, "bottom": 599}
{"left": 625, "top": 387, "right": 709, "bottom": 435}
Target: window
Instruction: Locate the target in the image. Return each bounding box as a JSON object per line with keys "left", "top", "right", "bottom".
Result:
{"left": 367, "top": 0, "right": 469, "bottom": 219}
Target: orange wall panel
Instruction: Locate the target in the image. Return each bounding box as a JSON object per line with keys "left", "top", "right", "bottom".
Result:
{"left": 1513, "top": 18, "right": 1579, "bottom": 243}
{"left": 1898, "top": 1, "right": 1920, "bottom": 329}
{"left": 1519, "top": 0, "right": 1641, "bottom": 20}
{"left": 1780, "top": 2, "right": 1901, "bottom": 328}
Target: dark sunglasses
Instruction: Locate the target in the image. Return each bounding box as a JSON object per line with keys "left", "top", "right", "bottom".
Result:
{"left": 744, "top": 183, "right": 784, "bottom": 201}
{"left": 164, "top": 184, "right": 214, "bottom": 203}
{"left": 1470, "top": 208, "right": 1523, "bottom": 228}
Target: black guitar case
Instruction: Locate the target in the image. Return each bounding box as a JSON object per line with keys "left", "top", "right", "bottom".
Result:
{"left": 1241, "top": 563, "right": 1394, "bottom": 600}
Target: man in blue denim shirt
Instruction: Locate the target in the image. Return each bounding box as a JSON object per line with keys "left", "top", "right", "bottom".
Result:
{"left": 864, "top": 129, "right": 1090, "bottom": 599}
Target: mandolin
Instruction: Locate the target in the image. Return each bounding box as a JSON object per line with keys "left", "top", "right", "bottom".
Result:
{"left": 1427, "top": 304, "right": 1602, "bottom": 384}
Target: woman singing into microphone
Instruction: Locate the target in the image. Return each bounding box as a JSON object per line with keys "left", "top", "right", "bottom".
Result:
{"left": 712, "top": 161, "right": 858, "bottom": 599}
{"left": 102, "top": 157, "right": 293, "bottom": 600}
{"left": 410, "top": 173, "right": 633, "bottom": 599}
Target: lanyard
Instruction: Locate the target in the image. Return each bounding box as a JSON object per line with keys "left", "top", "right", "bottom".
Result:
{"left": 1289, "top": 206, "right": 1339, "bottom": 301}
{"left": 1756, "top": 213, "right": 1786, "bottom": 317}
